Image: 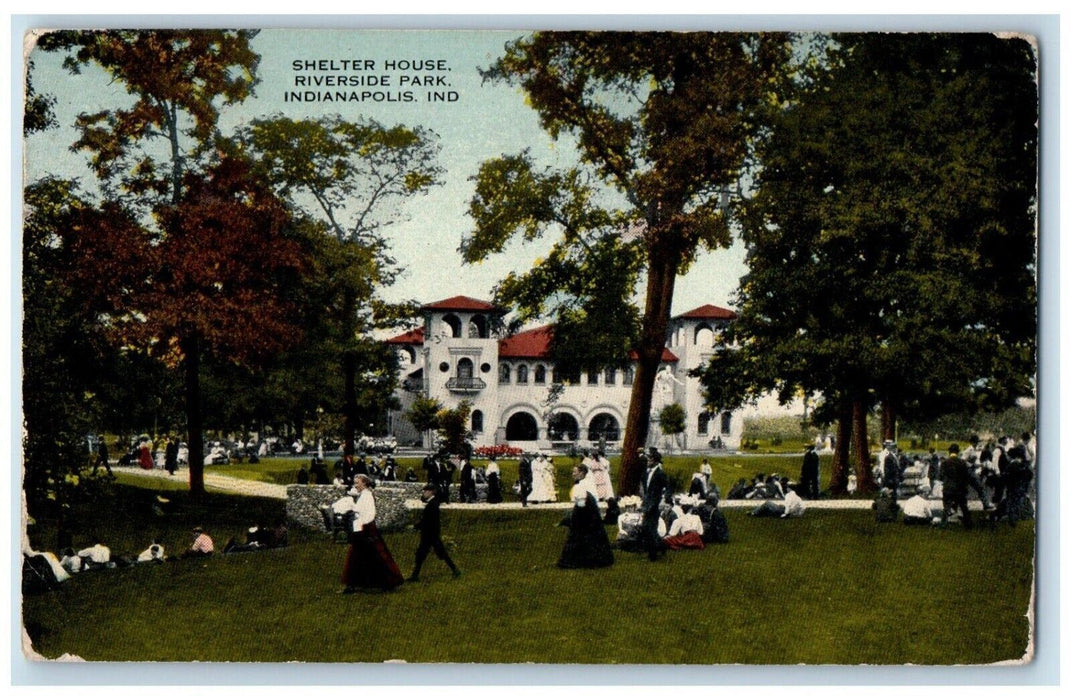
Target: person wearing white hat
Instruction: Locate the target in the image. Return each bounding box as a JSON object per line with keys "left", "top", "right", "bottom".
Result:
{"left": 688, "top": 460, "right": 714, "bottom": 500}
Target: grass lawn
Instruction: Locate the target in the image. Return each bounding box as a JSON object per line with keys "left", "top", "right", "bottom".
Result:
{"left": 23, "top": 482, "right": 1033, "bottom": 665}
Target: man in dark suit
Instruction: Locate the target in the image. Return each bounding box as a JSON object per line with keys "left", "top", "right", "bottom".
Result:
{"left": 940, "top": 444, "right": 973, "bottom": 529}
{"left": 640, "top": 447, "right": 668, "bottom": 561}
{"left": 518, "top": 455, "right": 534, "bottom": 507}
{"left": 408, "top": 483, "right": 460, "bottom": 581}
{"left": 800, "top": 444, "right": 820, "bottom": 499}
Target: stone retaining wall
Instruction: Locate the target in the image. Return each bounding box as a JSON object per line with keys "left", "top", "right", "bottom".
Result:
{"left": 286, "top": 482, "right": 494, "bottom": 533}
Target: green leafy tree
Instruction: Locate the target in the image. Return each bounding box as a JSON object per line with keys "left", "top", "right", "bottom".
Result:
{"left": 658, "top": 402, "right": 686, "bottom": 453}
{"left": 239, "top": 115, "right": 442, "bottom": 452}
{"left": 462, "top": 31, "right": 793, "bottom": 494}
{"left": 34, "top": 30, "right": 283, "bottom": 494}
{"left": 699, "top": 34, "right": 1037, "bottom": 493}
{"left": 406, "top": 396, "right": 444, "bottom": 449}
{"left": 436, "top": 401, "right": 472, "bottom": 455}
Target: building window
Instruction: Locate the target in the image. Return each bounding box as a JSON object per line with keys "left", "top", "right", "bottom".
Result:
{"left": 694, "top": 324, "right": 715, "bottom": 347}
{"left": 442, "top": 313, "right": 462, "bottom": 338}
{"left": 623, "top": 366, "right": 635, "bottom": 386}
{"left": 698, "top": 411, "right": 710, "bottom": 436}
{"left": 471, "top": 410, "right": 484, "bottom": 434}
{"left": 457, "top": 358, "right": 474, "bottom": 380}
{"left": 604, "top": 368, "right": 616, "bottom": 385}
{"left": 587, "top": 370, "right": 599, "bottom": 386}
{"left": 499, "top": 363, "right": 511, "bottom": 384}
{"left": 517, "top": 364, "right": 529, "bottom": 384}
{"left": 534, "top": 365, "right": 546, "bottom": 384}
{"left": 439, "top": 361, "right": 450, "bottom": 373}
{"left": 721, "top": 412, "right": 733, "bottom": 436}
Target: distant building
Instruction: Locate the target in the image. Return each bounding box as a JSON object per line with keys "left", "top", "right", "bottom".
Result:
{"left": 387, "top": 296, "right": 750, "bottom": 452}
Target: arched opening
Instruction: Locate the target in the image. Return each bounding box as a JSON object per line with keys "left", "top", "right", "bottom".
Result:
{"left": 534, "top": 364, "right": 546, "bottom": 384}
{"left": 516, "top": 364, "right": 529, "bottom": 384}
{"left": 548, "top": 413, "right": 580, "bottom": 441}
{"left": 396, "top": 346, "right": 416, "bottom": 366}
{"left": 604, "top": 368, "right": 617, "bottom": 385}
{"left": 588, "top": 413, "right": 620, "bottom": 442}
{"left": 471, "top": 409, "right": 484, "bottom": 434}
{"left": 457, "top": 358, "right": 474, "bottom": 380}
{"left": 442, "top": 313, "right": 462, "bottom": 338}
{"left": 720, "top": 411, "right": 733, "bottom": 435}
{"left": 499, "top": 363, "right": 511, "bottom": 384}
{"left": 468, "top": 314, "right": 489, "bottom": 339}
{"left": 697, "top": 411, "right": 710, "bottom": 435}
{"left": 505, "top": 411, "right": 539, "bottom": 441}
{"left": 694, "top": 324, "right": 715, "bottom": 347}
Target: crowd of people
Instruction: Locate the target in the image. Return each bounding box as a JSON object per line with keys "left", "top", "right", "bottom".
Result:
{"left": 31, "top": 429, "right": 1035, "bottom": 597}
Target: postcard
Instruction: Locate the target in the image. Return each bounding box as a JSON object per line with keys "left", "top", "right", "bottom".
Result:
{"left": 18, "top": 26, "right": 1040, "bottom": 669}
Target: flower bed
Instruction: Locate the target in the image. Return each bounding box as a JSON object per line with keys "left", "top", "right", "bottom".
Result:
{"left": 473, "top": 444, "right": 524, "bottom": 459}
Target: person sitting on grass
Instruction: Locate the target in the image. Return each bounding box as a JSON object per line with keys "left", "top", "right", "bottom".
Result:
{"left": 321, "top": 488, "right": 358, "bottom": 534}
{"left": 77, "top": 540, "right": 113, "bottom": 570}
{"left": 224, "top": 526, "right": 266, "bottom": 554}
{"left": 689, "top": 461, "right": 714, "bottom": 499}
{"left": 615, "top": 511, "right": 666, "bottom": 552}
{"left": 695, "top": 494, "right": 730, "bottom": 544}
{"left": 181, "top": 526, "right": 214, "bottom": 558}
{"left": 726, "top": 478, "right": 749, "bottom": 500}
{"left": 136, "top": 541, "right": 165, "bottom": 564}
{"left": 749, "top": 481, "right": 805, "bottom": 518}
{"left": 271, "top": 519, "right": 289, "bottom": 548}
{"left": 901, "top": 486, "right": 940, "bottom": 525}
{"left": 663, "top": 499, "right": 705, "bottom": 550}
{"left": 404, "top": 467, "right": 419, "bottom": 483}
{"left": 59, "top": 548, "right": 83, "bottom": 575}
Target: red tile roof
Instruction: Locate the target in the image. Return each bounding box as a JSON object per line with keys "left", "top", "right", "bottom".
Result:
{"left": 674, "top": 303, "right": 737, "bottom": 321}
{"left": 385, "top": 327, "right": 425, "bottom": 345}
{"left": 498, "top": 325, "right": 554, "bottom": 359}
{"left": 499, "top": 324, "right": 678, "bottom": 363}
{"left": 420, "top": 295, "right": 500, "bottom": 312}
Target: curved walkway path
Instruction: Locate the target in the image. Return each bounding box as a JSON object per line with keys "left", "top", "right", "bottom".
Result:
{"left": 114, "top": 466, "right": 990, "bottom": 511}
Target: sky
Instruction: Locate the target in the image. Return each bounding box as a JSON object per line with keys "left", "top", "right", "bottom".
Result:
{"left": 22, "top": 28, "right": 749, "bottom": 325}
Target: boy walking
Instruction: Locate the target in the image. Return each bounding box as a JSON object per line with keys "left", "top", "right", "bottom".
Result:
{"left": 409, "top": 483, "right": 461, "bottom": 581}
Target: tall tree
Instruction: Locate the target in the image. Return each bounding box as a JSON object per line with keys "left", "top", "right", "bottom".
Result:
{"left": 240, "top": 115, "right": 442, "bottom": 452}
{"left": 463, "top": 32, "right": 793, "bottom": 494}
{"left": 36, "top": 29, "right": 267, "bottom": 491}
{"left": 698, "top": 33, "right": 1037, "bottom": 493}
{"left": 59, "top": 157, "right": 308, "bottom": 494}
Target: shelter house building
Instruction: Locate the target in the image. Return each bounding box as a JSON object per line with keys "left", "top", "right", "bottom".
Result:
{"left": 387, "top": 295, "right": 747, "bottom": 453}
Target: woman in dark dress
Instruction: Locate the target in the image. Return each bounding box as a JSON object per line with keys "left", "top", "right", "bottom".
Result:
{"left": 342, "top": 475, "right": 404, "bottom": 593}
{"left": 486, "top": 458, "right": 503, "bottom": 504}
{"left": 557, "top": 466, "right": 614, "bottom": 569}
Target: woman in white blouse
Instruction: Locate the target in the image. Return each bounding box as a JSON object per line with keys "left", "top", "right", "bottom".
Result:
{"left": 341, "top": 475, "right": 404, "bottom": 593}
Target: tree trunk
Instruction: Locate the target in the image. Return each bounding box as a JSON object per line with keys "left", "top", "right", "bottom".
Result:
{"left": 828, "top": 399, "right": 853, "bottom": 495}
{"left": 182, "top": 335, "right": 205, "bottom": 495}
{"left": 852, "top": 394, "right": 875, "bottom": 493}
{"left": 880, "top": 399, "right": 896, "bottom": 443}
{"left": 619, "top": 245, "right": 680, "bottom": 496}
{"left": 342, "top": 350, "right": 357, "bottom": 454}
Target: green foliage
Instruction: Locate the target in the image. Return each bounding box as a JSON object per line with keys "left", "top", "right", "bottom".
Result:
{"left": 406, "top": 396, "right": 443, "bottom": 434}
{"left": 658, "top": 402, "right": 686, "bottom": 436}
{"left": 435, "top": 401, "right": 472, "bottom": 454}
{"left": 706, "top": 34, "right": 1038, "bottom": 422}
{"left": 466, "top": 32, "right": 796, "bottom": 490}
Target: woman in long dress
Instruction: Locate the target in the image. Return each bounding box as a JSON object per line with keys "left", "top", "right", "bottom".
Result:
{"left": 341, "top": 475, "right": 404, "bottom": 593}
{"left": 529, "top": 454, "right": 556, "bottom": 503}
{"left": 557, "top": 466, "right": 614, "bottom": 569}
{"left": 589, "top": 451, "right": 614, "bottom": 500}
{"left": 486, "top": 458, "right": 503, "bottom": 504}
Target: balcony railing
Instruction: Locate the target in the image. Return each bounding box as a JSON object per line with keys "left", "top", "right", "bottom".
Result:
{"left": 445, "top": 376, "right": 486, "bottom": 393}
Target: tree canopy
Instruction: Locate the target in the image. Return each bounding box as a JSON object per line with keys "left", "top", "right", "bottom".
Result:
{"left": 697, "top": 33, "right": 1037, "bottom": 492}
{"left": 463, "top": 31, "right": 794, "bottom": 493}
